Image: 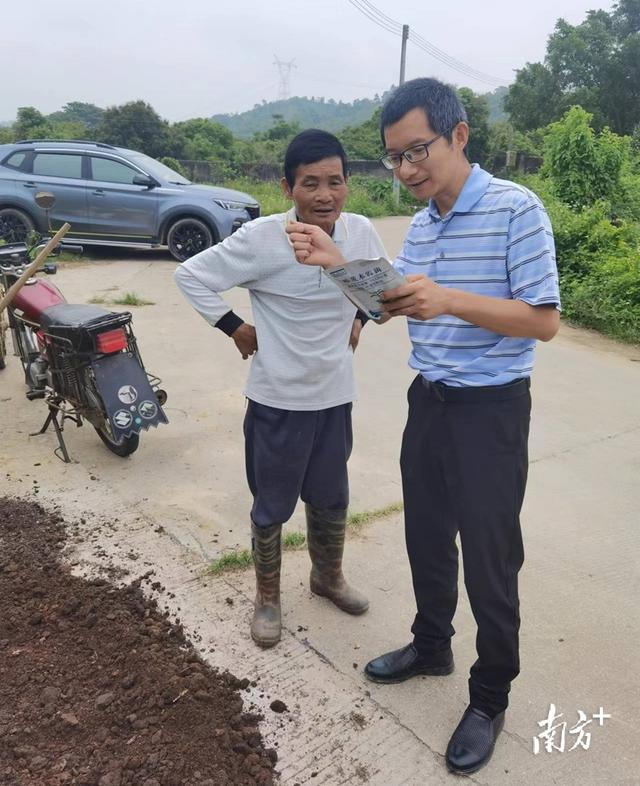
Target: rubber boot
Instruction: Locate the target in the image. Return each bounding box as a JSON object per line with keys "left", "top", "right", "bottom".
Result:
{"left": 305, "top": 504, "right": 369, "bottom": 615}
{"left": 250, "top": 521, "right": 282, "bottom": 647}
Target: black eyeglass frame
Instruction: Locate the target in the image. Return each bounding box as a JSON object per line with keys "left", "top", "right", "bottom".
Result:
{"left": 379, "top": 130, "right": 452, "bottom": 171}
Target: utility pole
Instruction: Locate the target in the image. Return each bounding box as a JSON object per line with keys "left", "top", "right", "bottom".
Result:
{"left": 393, "top": 24, "right": 409, "bottom": 206}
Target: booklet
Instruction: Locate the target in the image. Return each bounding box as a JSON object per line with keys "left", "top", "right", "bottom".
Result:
{"left": 325, "top": 257, "right": 405, "bottom": 320}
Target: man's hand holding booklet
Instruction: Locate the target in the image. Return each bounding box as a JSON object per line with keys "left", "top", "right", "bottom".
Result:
{"left": 325, "top": 257, "right": 406, "bottom": 321}
{"left": 285, "top": 220, "right": 405, "bottom": 320}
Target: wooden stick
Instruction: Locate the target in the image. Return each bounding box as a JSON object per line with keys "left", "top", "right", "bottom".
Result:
{"left": 0, "top": 223, "right": 71, "bottom": 314}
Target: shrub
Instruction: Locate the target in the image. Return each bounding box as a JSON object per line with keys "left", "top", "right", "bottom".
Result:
{"left": 159, "top": 157, "right": 188, "bottom": 178}
{"left": 543, "top": 106, "right": 626, "bottom": 208}
{"left": 561, "top": 252, "right": 640, "bottom": 343}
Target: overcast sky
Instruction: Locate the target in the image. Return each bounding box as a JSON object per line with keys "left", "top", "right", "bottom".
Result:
{"left": 1, "top": 0, "right": 614, "bottom": 122}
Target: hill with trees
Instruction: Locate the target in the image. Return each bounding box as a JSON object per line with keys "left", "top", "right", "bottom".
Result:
{"left": 211, "top": 95, "right": 388, "bottom": 138}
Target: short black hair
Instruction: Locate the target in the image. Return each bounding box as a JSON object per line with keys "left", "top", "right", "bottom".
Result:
{"left": 380, "top": 78, "right": 468, "bottom": 146}
{"left": 284, "top": 129, "right": 348, "bottom": 188}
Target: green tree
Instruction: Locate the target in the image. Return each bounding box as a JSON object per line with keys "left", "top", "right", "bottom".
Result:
{"left": 543, "top": 106, "right": 626, "bottom": 208}
{"left": 340, "top": 107, "right": 382, "bottom": 160}
{"left": 0, "top": 126, "right": 14, "bottom": 144}
{"left": 97, "top": 101, "right": 169, "bottom": 157}
{"left": 486, "top": 121, "right": 545, "bottom": 163}
{"left": 458, "top": 88, "right": 490, "bottom": 166}
{"left": 484, "top": 86, "right": 508, "bottom": 123}
{"left": 167, "top": 118, "right": 234, "bottom": 160}
{"left": 14, "top": 107, "right": 51, "bottom": 140}
{"left": 505, "top": 0, "right": 640, "bottom": 134}
{"left": 504, "top": 63, "right": 564, "bottom": 132}
{"left": 253, "top": 114, "right": 301, "bottom": 142}
{"left": 48, "top": 101, "right": 104, "bottom": 129}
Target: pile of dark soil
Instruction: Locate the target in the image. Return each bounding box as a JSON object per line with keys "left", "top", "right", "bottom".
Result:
{"left": 0, "top": 497, "right": 277, "bottom": 786}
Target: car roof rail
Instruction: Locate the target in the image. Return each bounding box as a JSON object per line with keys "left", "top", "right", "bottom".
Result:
{"left": 14, "top": 139, "right": 117, "bottom": 150}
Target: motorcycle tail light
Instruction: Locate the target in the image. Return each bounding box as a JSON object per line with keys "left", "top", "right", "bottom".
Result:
{"left": 95, "top": 328, "right": 127, "bottom": 354}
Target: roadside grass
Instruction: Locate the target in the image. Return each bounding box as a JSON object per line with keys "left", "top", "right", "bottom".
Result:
{"left": 208, "top": 501, "right": 403, "bottom": 576}
{"left": 347, "top": 501, "right": 404, "bottom": 532}
{"left": 113, "top": 292, "right": 155, "bottom": 306}
{"left": 89, "top": 292, "right": 155, "bottom": 306}
{"left": 210, "top": 550, "right": 253, "bottom": 575}
{"left": 56, "top": 251, "right": 91, "bottom": 264}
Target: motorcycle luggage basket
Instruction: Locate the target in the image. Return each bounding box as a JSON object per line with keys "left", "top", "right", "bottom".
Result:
{"left": 40, "top": 304, "right": 133, "bottom": 353}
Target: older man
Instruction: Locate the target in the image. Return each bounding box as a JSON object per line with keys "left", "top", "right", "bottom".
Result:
{"left": 175, "top": 129, "right": 386, "bottom": 648}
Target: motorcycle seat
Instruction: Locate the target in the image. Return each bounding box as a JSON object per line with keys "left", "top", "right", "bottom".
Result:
{"left": 41, "top": 304, "right": 113, "bottom": 329}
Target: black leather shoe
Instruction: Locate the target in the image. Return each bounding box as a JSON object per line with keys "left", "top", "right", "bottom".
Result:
{"left": 364, "top": 643, "right": 454, "bottom": 683}
{"left": 446, "top": 705, "right": 505, "bottom": 775}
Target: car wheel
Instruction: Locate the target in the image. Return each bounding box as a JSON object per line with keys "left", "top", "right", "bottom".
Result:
{"left": 167, "top": 217, "right": 214, "bottom": 262}
{"left": 0, "top": 208, "right": 35, "bottom": 243}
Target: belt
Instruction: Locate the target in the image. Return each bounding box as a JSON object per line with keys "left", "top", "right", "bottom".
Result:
{"left": 419, "top": 375, "right": 530, "bottom": 403}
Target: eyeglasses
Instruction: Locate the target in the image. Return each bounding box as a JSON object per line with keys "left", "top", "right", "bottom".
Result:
{"left": 379, "top": 132, "right": 449, "bottom": 170}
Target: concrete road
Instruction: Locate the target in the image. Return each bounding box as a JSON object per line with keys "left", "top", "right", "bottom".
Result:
{"left": 1, "top": 217, "right": 639, "bottom": 784}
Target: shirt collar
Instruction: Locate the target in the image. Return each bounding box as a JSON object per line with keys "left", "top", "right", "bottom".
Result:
{"left": 427, "top": 164, "right": 493, "bottom": 220}
{"left": 283, "top": 206, "right": 347, "bottom": 244}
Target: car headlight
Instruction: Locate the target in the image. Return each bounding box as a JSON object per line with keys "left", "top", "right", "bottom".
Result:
{"left": 213, "top": 199, "right": 250, "bottom": 211}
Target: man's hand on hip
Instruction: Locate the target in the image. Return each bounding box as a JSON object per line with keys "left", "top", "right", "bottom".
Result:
{"left": 349, "top": 318, "right": 363, "bottom": 351}
{"left": 232, "top": 324, "right": 258, "bottom": 359}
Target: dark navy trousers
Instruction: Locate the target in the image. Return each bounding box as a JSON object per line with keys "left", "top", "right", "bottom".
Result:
{"left": 244, "top": 399, "right": 353, "bottom": 528}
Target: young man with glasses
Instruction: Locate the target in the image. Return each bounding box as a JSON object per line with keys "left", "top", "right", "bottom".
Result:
{"left": 175, "top": 129, "right": 386, "bottom": 650}
{"left": 287, "top": 78, "right": 560, "bottom": 775}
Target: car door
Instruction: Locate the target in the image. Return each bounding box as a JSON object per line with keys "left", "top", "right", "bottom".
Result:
{"left": 87, "top": 156, "right": 159, "bottom": 242}
{"left": 26, "top": 151, "right": 91, "bottom": 235}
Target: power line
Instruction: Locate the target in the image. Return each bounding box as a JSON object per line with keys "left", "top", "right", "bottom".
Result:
{"left": 409, "top": 31, "right": 504, "bottom": 86}
{"left": 347, "top": 0, "right": 508, "bottom": 86}
{"left": 359, "top": 0, "right": 402, "bottom": 32}
{"left": 347, "top": 0, "right": 401, "bottom": 36}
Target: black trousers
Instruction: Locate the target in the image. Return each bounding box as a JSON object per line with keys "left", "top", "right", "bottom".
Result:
{"left": 244, "top": 399, "right": 353, "bottom": 528}
{"left": 400, "top": 374, "right": 531, "bottom": 716}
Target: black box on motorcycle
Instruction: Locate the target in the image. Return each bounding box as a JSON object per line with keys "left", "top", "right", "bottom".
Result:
{"left": 40, "top": 304, "right": 132, "bottom": 352}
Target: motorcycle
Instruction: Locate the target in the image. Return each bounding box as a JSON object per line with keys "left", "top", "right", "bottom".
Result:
{"left": 0, "top": 192, "right": 168, "bottom": 462}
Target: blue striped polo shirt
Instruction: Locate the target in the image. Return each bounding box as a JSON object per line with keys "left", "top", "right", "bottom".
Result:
{"left": 394, "top": 164, "right": 561, "bottom": 387}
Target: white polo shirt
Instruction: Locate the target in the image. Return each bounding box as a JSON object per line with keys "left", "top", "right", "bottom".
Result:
{"left": 174, "top": 208, "right": 386, "bottom": 410}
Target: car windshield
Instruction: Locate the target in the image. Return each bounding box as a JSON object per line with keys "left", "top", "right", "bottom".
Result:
{"left": 129, "top": 153, "right": 191, "bottom": 185}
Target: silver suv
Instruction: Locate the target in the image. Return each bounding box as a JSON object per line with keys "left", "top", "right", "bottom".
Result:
{"left": 0, "top": 140, "right": 260, "bottom": 261}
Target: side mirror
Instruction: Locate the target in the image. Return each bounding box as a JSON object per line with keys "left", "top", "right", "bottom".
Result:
{"left": 133, "top": 174, "right": 156, "bottom": 188}
{"left": 35, "top": 191, "right": 56, "bottom": 210}
{"left": 35, "top": 191, "right": 55, "bottom": 233}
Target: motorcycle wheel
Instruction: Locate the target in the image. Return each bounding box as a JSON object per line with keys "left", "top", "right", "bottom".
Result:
{"left": 95, "top": 420, "right": 140, "bottom": 457}
{"left": 82, "top": 368, "right": 139, "bottom": 457}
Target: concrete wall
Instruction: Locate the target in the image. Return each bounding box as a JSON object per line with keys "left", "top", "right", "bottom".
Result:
{"left": 178, "top": 153, "right": 542, "bottom": 184}
{"left": 177, "top": 159, "right": 391, "bottom": 184}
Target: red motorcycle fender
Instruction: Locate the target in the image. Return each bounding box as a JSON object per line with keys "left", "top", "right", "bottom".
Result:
{"left": 91, "top": 353, "right": 168, "bottom": 440}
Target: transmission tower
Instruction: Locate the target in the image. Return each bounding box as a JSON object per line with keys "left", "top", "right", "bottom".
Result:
{"left": 273, "top": 55, "right": 297, "bottom": 101}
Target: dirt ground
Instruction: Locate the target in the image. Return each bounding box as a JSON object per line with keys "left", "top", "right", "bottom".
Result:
{"left": 0, "top": 497, "right": 277, "bottom": 786}
{"left": 1, "top": 223, "right": 638, "bottom": 784}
